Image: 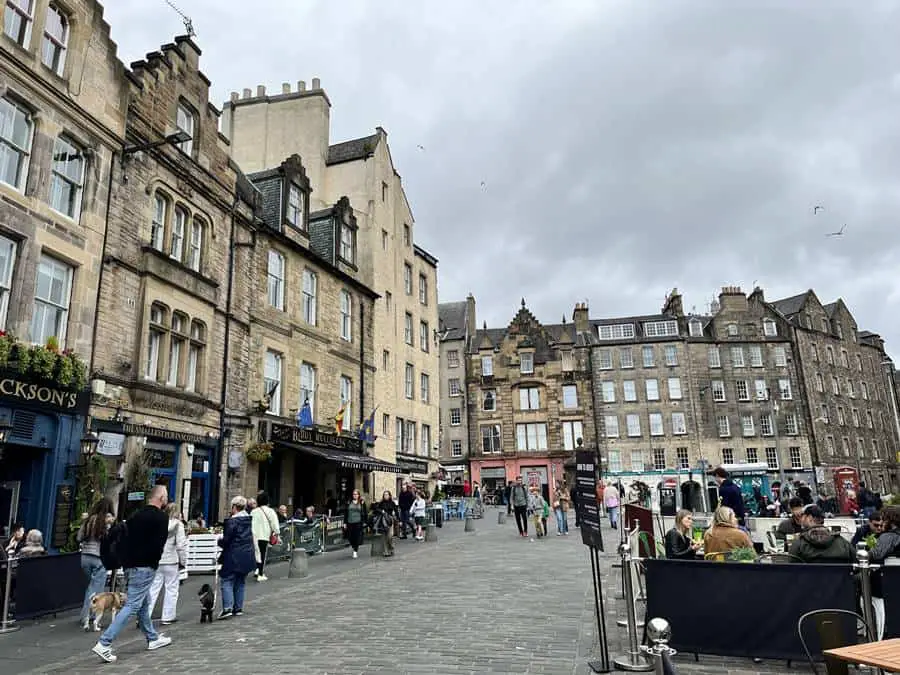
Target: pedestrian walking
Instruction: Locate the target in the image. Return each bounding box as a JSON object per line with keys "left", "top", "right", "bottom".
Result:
{"left": 510, "top": 476, "right": 529, "bottom": 537}
{"left": 91, "top": 485, "right": 171, "bottom": 663}
{"left": 528, "top": 486, "right": 546, "bottom": 538}
{"left": 251, "top": 491, "right": 280, "bottom": 581}
{"left": 374, "top": 491, "right": 398, "bottom": 557}
{"left": 603, "top": 482, "right": 620, "bottom": 529}
{"left": 77, "top": 498, "right": 114, "bottom": 631}
{"left": 554, "top": 483, "right": 570, "bottom": 536}
{"left": 398, "top": 483, "right": 415, "bottom": 538}
{"left": 218, "top": 495, "right": 256, "bottom": 620}
{"left": 147, "top": 503, "right": 187, "bottom": 625}
{"left": 344, "top": 489, "right": 368, "bottom": 558}
{"left": 410, "top": 490, "right": 427, "bottom": 541}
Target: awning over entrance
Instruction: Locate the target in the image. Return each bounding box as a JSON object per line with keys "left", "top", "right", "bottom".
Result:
{"left": 276, "top": 441, "right": 403, "bottom": 474}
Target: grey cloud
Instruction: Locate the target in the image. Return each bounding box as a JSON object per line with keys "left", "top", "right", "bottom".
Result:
{"left": 104, "top": 0, "right": 900, "bottom": 352}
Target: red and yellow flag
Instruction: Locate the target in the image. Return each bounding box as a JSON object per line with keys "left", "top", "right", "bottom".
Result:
{"left": 334, "top": 403, "right": 346, "bottom": 434}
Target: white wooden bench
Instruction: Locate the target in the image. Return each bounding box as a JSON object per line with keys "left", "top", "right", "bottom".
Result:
{"left": 186, "top": 534, "right": 220, "bottom": 574}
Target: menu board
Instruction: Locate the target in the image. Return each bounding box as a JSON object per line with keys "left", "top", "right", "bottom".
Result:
{"left": 575, "top": 449, "right": 604, "bottom": 550}
{"left": 51, "top": 484, "right": 74, "bottom": 549}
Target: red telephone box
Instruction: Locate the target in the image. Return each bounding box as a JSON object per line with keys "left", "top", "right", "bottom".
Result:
{"left": 832, "top": 466, "right": 859, "bottom": 515}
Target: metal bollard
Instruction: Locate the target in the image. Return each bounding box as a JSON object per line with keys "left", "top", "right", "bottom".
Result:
{"left": 613, "top": 533, "right": 653, "bottom": 671}
{"left": 856, "top": 544, "right": 879, "bottom": 640}
{"left": 0, "top": 555, "right": 20, "bottom": 635}
{"left": 617, "top": 522, "right": 645, "bottom": 629}
{"left": 464, "top": 516, "right": 476, "bottom": 533}
{"left": 642, "top": 618, "right": 678, "bottom": 675}
{"left": 498, "top": 511, "right": 507, "bottom": 525}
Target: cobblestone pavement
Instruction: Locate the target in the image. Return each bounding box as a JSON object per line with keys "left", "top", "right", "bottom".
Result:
{"left": 4, "top": 511, "right": 804, "bottom": 674}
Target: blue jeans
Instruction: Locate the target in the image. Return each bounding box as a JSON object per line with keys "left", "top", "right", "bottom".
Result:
{"left": 554, "top": 508, "right": 569, "bottom": 533}
{"left": 99, "top": 567, "right": 158, "bottom": 646}
{"left": 220, "top": 573, "right": 247, "bottom": 612}
{"left": 608, "top": 505, "right": 619, "bottom": 527}
{"left": 80, "top": 554, "right": 107, "bottom": 622}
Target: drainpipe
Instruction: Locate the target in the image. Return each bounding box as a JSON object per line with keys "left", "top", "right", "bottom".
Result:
{"left": 359, "top": 299, "right": 365, "bottom": 431}
{"left": 88, "top": 146, "right": 119, "bottom": 386}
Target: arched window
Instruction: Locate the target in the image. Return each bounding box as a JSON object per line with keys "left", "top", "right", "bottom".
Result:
{"left": 188, "top": 216, "right": 204, "bottom": 271}
{"left": 170, "top": 206, "right": 187, "bottom": 260}
{"left": 151, "top": 192, "right": 169, "bottom": 251}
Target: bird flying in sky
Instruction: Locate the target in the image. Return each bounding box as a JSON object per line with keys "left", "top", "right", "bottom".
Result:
{"left": 826, "top": 224, "right": 846, "bottom": 237}
{"left": 813, "top": 205, "right": 824, "bottom": 214}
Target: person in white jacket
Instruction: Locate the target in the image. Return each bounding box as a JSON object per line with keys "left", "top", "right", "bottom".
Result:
{"left": 147, "top": 503, "right": 187, "bottom": 625}
{"left": 251, "top": 492, "right": 280, "bottom": 581}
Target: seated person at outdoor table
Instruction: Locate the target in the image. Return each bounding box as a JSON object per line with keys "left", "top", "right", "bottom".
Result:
{"left": 789, "top": 505, "right": 853, "bottom": 564}
{"left": 703, "top": 506, "right": 753, "bottom": 557}
{"left": 775, "top": 497, "right": 806, "bottom": 540}
{"left": 665, "top": 509, "right": 700, "bottom": 560}
{"left": 851, "top": 510, "right": 884, "bottom": 547}
{"left": 299, "top": 506, "right": 320, "bottom": 524}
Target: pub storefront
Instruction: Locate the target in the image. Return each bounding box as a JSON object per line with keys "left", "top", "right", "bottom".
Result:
{"left": 395, "top": 455, "right": 430, "bottom": 495}
{"left": 0, "top": 374, "right": 91, "bottom": 552}
{"left": 263, "top": 424, "right": 401, "bottom": 513}
{"left": 91, "top": 420, "right": 218, "bottom": 523}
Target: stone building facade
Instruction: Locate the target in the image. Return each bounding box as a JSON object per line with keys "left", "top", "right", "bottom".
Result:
{"left": 220, "top": 83, "right": 440, "bottom": 497}
{"left": 467, "top": 301, "right": 594, "bottom": 500}
{"left": 241, "top": 154, "right": 385, "bottom": 510}
{"left": 772, "top": 290, "right": 899, "bottom": 494}
{"left": 437, "top": 296, "right": 475, "bottom": 480}
{"left": 592, "top": 287, "right": 814, "bottom": 504}
{"left": 91, "top": 35, "right": 255, "bottom": 523}
{"left": 0, "top": 0, "right": 127, "bottom": 545}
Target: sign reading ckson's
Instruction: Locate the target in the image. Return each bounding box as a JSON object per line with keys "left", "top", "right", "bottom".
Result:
{"left": 0, "top": 377, "right": 90, "bottom": 415}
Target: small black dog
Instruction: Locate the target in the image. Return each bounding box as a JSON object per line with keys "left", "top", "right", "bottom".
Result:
{"left": 198, "top": 583, "right": 214, "bottom": 623}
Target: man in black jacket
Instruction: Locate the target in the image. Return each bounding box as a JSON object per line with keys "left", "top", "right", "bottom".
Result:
{"left": 789, "top": 505, "right": 853, "bottom": 564}
{"left": 712, "top": 467, "right": 746, "bottom": 526}
{"left": 92, "top": 485, "right": 171, "bottom": 663}
{"left": 398, "top": 483, "right": 415, "bottom": 539}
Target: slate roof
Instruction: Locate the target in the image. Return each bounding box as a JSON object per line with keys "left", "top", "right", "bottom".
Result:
{"left": 823, "top": 302, "right": 838, "bottom": 317}
{"left": 438, "top": 302, "right": 468, "bottom": 342}
{"left": 771, "top": 291, "right": 810, "bottom": 319}
{"left": 326, "top": 133, "right": 379, "bottom": 165}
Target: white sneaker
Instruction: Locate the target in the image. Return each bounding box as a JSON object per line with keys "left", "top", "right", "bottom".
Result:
{"left": 257, "top": 574, "right": 268, "bottom": 581}
{"left": 92, "top": 642, "right": 117, "bottom": 663}
{"left": 147, "top": 635, "right": 172, "bottom": 651}
{"left": 81, "top": 619, "right": 90, "bottom": 631}
{"left": 352, "top": 551, "right": 358, "bottom": 559}
{"left": 556, "top": 532, "right": 562, "bottom": 536}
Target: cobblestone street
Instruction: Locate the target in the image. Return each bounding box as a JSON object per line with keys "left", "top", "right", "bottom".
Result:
{"left": 4, "top": 512, "right": 802, "bottom": 674}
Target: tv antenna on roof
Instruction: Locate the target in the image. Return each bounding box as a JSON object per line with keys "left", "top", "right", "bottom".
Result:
{"left": 165, "top": 0, "right": 196, "bottom": 37}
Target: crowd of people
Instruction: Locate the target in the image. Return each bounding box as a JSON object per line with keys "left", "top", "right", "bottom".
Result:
{"left": 504, "top": 475, "right": 573, "bottom": 538}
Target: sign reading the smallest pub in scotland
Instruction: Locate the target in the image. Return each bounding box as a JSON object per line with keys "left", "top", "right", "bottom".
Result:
{"left": 0, "top": 375, "right": 90, "bottom": 416}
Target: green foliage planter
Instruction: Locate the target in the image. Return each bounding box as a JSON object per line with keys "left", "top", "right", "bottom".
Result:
{"left": 63, "top": 455, "right": 109, "bottom": 552}
{"left": 246, "top": 442, "right": 274, "bottom": 462}
{"left": 0, "top": 332, "right": 87, "bottom": 391}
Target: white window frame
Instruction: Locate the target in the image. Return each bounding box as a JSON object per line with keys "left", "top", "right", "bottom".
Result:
{"left": 0, "top": 97, "right": 32, "bottom": 191}
{"left": 602, "top": 381, "right": 615, "bottom": 403}
{"left": 481, "top": 424, "right": 501, "bottom": 454}
{"left": 286, "top": 183, "right": 303, "bottom": 229}
{"left": 519, "top": 387, "right": 540, "bottom": 410}
{"left": 41, "top": 3, "right": 68, "bottom": 74}
{"left": 404, "top": 313, "right": 413, "bottom": 345}
{"left": 667, "top": 377, "right": 682, "bottom": 400}
{"left": 649, "top": 412, "right": 664, "bottom": 436}
{"left": 31, "top": 253, "right": 73, "bottom": 345}
{"left": 302, "top": 269, "right": 317, "bottom": 325}
{"left": 340, "top": 290, "right": 352, "bottom": 341}
{"left": 451, "top": 440, "right": 463, "bottom": 458}
{"left": 3, "top": 0, "right": 33, "bottom": 48}
{"left": 608, "top": 451, "right": 622, "bottom": 473}
{"left": 520, "top": 352, "right": 534, "bottom": 374}
{"left": 736, "top": 380, "right": 749, "bottom": 401}
{"left": 773, "top": 345, "right": 787, "bottom": 367}
{"left": 167, "top": 314, "right": 185, "bottom": 387}
{"left": 418, "top": 273, "right": 428, "bottom": 305}
{"left": 420, "top": 372, "right": 430, "bottom": 403}
{"left": 630, "top": 450, "right": 644, "bottom": 472}
{"left": 717, "top": 415, "right": 730, "bottom": 437}
{"left": 643, "top": 320, "right": 678, "bottom": 337}
{"left": 623, "top": 380, "right": 637, "bottom": 402}
{"left": 562, "top": 384, "right": 578, "bottom": 409}
{"left": 626, "top": 414, "right": 641, "bottom": 437}
{"left": 404, "top": 363, "right": 414, "bottom": 399}
{"left": 619, "top": 348, "right": 634, "bottom": 369}
{"left": 604, "top": 415, "right": 619, "bottom": 438}
{"left": 449, "top": 408, "right": 461, "bottom": 426}
{"left": 664, "top": 344, "right": 678, "bottom": 366}
{"left": 746, "top": 447, "right": 759, "bottom": 463}
{"left": 730, "top": 346, "right": 745, "bottom": 368}
{"left": 688, "top": 319, "right": 703, "bottom": 337}
{"left": 711, "top": 380, "right": 726, "bottom": 402}
{"left": 598, "top": 323, "right": 635, "bottom": 340}
{"left": 448, "top": 378, "right": 461, "bottom": 397}
{"left": 708, "top": 346, "right": 721, "bottom": 368}
{"left": 789, "top": 447, "right": 802, "bottom": 470}
{"left": 300, "top": 362, "right": 316, "bottom": 418}
{"left": 267, "top": 250, "right": 285, "bottom": 310}
{"left": 151, "top": 193, "right": 167, "bottom": 250}
{"left": 481, "top": 355, "right": 493, "bottom": 376}
{"left": 447, "top": 350, "right": 459, "bottom": 369}
{"left": 145, "top": 304, "right": 164, "bottom": 381}
{"left": 340, "top": 376, "right": 353, "bottom": 427}
{"left": 170, "top": 207, "right": 186, "bottom": 261}
{"left": 642, "top": 345, "right": 655, "bottom": 367}
{"left": 562, "top": 420, "right": 583, "bottom": 450}
{"left": 765, "top": 447, "right": 779, "bottom": 470}
{"left": 672, "top": 412, "right": 686, "bottom": 435}
{"left": 188, "top": 218, "right": 202, "bottom": 271}
{"left": 420, "top": 321, "right": 429, "bottom": 352}
{"left": 785, "top": 414, "right": 798, "bottom": 435}
{"left": 516, "top": 423, "right": 548, "bottom": 451}
{"left": 48, "top": 135, "right": 84, "bottom": 220}
{"left": 0, "top": 234, "right": 16, "bottom": 329}
{"left": 749, "top": 345, "right": 763, "bottom": 367}
{"left": 403, "top": 263, "right": 413, "bottom": 295}
{"left": 645, "top": 378, "right": 660, "bottom": 401}
{"left": 722, "top": 448, "right": 734, "bottom": 465}
{"left": 175, "top": 102, "right": 195, "bottom": 156}
{"left": 339, "top": 223, "right": 354, "bottom": 263}
{"left": 676, "top": 447, "right": 689, "bottom": 469}
{"left": 652, "top": 448, "right": 666, "bottom": 470}
{"left": 597, "top": 349, "right": 612, "bottom": 370}
{"left": 760, "top": 414, "right": 773, "bottom": 436}
{"left": 264, "top": 350, "right": 282, "bottom": 415}
{"left": 763, "top": 319, "right": 777, "bottom": 337}
{"left": 741, "top": 414, "right": 755, "bottom": 437}
{"left": 779, "top": 378, "right": 792, "bottom": 400}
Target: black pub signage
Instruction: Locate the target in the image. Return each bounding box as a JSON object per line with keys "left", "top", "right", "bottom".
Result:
{"left": 0, "top": 376, "right": 90, "bottom": 416}
{"left": 270, "top": 424, "right": 363, "bottom": 453}
{"left": 396, "top": 456, "right": 429, "bottom": 475}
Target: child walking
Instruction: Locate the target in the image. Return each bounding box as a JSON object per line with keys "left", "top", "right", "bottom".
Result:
{"left": 528, "top": 486, "right": 547, "bottom": 538}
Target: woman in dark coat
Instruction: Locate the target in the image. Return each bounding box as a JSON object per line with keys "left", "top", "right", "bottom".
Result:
{"left": 218, "top": 495, "right": 256, "bottom": 619}
{"left": 665, "top": 509, "right": 699, "bottom": 560}
{"left": 373, "top": 491, "right": 398, "bottom": 558}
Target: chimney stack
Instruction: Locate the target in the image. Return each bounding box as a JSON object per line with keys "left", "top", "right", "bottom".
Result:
{"left": 297, "top": 80, "right": 306, "bottom": 92}
{"left": 311, "top": 77, "right": 321, "bottom": 90}
{"left": 281, "top": 82, "right": 291, "bottom": 94}
{"left": 718, "top": 285, "right": 748, "bottom": 313}
{"left": 466, "top": 294, "right": 477, "bottom": 340}
{"left": 256, "top": 85, "right": 266, "bottom": 97}
{"left": 573, "top": 302, "right": 590, "bottom": 334}
{"left": 662, "top": 287, "right": 684, "bottom": 317}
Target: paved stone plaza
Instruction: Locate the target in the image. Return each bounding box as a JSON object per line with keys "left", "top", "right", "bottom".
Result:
{"left": 2, "top": 511, "right": 803, "bottom": 674}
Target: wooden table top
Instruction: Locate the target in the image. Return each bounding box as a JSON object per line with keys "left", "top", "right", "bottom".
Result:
{"left": 824, "top": 638, "right": 900, "bottom": 672}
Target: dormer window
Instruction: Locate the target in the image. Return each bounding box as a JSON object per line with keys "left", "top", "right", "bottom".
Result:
{"left": 286, "top": 183, "right": 304, "bottom": 230}
{"left": 726, "top": 323, "right": 738, "bottom": 337}
{"left": 41, "top": 4, "right": 68, "bottom": 75}
{"left": 821, "top": 318, "right": 829, "bottom": 333}
{"left": 175, "top": 102, "right": 195, "bottom": 156}
{"left": 689, "top": 319, "right": 703, "bottom": 337}
{"left": 339, "top": 220, "right": 355, "bottom": 264}
{"left": 763, "top": 319, "right": 777, "bottom": 337}
{"left": 835, "top": 323, "right": 843, "bottom": 340}
{"left": 520, "top": 352, "right": 534, "bottom": 374}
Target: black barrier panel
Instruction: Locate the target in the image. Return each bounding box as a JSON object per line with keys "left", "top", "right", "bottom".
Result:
{"left": 644, "top": 559, "right": 857, "bottom": 661}
{"left": 15, "top": 553, "right": 86, "bottom": 620}
{"left": 883, "top": 566, "right": 900, "bottom": 639}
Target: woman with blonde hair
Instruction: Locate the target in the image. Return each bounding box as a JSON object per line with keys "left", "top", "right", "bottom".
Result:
{"left": 147, "top": 502, "right": 187, "bottom": 625}
{"left": 703, "top": 506, "right": 753, "bottom": 557}
{"left": 665, "top": 509, "right": 699, "bottom": 560}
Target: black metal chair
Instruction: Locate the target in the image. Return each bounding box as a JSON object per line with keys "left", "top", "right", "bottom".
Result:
{"left": 756, "top": 552, "right": 805, "bottom": 564}
{"left": 797, "top": 609, "right": 874, "bottom": 675}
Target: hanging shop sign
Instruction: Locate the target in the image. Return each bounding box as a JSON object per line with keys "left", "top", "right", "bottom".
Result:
{"left": 396, "top": 456, "right": 429, "bottom": 475}
{"left": 270, "top": 423, "right": 364, "bottom": 453}
{"left": 0, "top": 376, "right": 90, "bottom": 415}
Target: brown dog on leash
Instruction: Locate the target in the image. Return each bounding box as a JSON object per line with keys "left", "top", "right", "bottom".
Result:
{"left": 88, "top": 592, "right": 126, "bottom": 631}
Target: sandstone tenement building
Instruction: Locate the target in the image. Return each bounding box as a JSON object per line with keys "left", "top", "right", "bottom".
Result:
{"left": 438, "top": 296, "right": 475, "bottom": 480}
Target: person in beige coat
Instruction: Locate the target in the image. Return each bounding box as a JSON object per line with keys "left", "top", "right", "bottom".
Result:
{"left": 251, "top": 492, "right": 280, "bottom": 581}
{"left": 553, "top": 483, "right": 571, "bottom": 535}
{"left": 147, "top": 503, "right": 187, "bottom": 624}
{"left": 703, "top": 506, "right": 753, "bottom": 558}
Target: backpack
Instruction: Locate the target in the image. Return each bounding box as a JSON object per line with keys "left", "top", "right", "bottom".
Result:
{"left": 100, "top": 521, "right": 128, "bottom": 570}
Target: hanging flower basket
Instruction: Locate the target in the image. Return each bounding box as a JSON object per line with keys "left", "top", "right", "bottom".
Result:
{"left": 246, "top": 441, "right": 274, "bottom": 463}
{"left": 0, "top": 333, "right": 87, "bottom": 391}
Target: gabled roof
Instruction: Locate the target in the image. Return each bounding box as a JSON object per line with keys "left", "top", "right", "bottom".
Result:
{"left": 823, "top": 302, "right": 838, "bottom": 317}
{"left": 326, "top": 133, "right": 379, "bottom": 165}
{"left": 771, "top": 291, "right": 810, "bottom": 319}
{"left": 438, "top": 302, "right": 468, "bottom": 342}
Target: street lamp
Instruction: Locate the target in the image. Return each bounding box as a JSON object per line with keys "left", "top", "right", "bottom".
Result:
{"left": 80, "top": 431, "right": 100, "bottom": 459}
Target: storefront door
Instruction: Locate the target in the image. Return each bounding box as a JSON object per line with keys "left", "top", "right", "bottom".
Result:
{"left": 147, "top": 443, "right": 178, "bottom": 501}
{"left": 0, "top": 481, "right": 20, "bottom": 539}
{"left": 188, "top": 449, "right": 212, "bottom": 522}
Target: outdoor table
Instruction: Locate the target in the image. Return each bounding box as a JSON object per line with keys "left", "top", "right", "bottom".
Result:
{"left": 824, "top": 638, "right": 900, "bottom": 672}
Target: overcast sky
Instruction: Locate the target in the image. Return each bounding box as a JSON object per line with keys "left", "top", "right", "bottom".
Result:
{"left": 104, "top": 1, "right": 900, "bottom": 353}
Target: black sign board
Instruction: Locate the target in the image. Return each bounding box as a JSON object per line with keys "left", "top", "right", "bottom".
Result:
{"left": 575, "top": 449, "right": 603, "bottom": 551}
{"left": 0, "top": 374, "right": 90, "bottom": 416}
{"left": 270, "top": 424, "right": 364, "bottom": 453}
{"left": 396, "top": 456, "right": 429, "bottom": 475}
{"left": 51, "top": 483, "right": 74, "bottom": 549}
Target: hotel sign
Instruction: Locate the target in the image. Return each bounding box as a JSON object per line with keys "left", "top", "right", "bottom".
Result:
{"left": 0, "top": 376, "right": 90, "bottom": 416}
{"left": 270, "top": 424, "right": 363, "bottom": 453}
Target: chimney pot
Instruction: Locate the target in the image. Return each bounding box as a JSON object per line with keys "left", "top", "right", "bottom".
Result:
{"left": 298, "top": 80, "right": 306, "bottom": 92}
{"left": 229, "top": 91, "right": 239, "bottom": 102}
{"left": 311, "top": 77, "right": 321, "bottom": 89}
{"left": 257, "top": 85, "right": 266, "bottom": 97}
{"left": 242, "top": 88, "right": 251, "bottom": 99}
{"left": 282, "top": 82, "right": 291, "bottom": 94}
